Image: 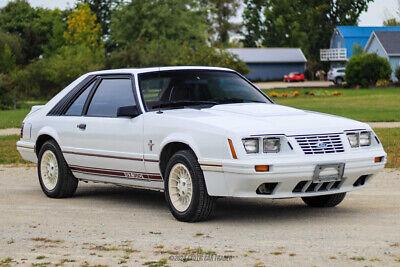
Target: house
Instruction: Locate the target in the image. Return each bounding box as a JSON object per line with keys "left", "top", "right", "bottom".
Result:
{"left": 320, "top": 26, "right": 400, "bottom": 68}
{"left": 226, "top": 48, "right": 307, "bottom": 81}
{"left": 364, "top": 31, "right": 400, "bottom": 82}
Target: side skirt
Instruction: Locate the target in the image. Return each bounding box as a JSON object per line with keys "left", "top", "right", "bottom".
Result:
{"left": 70, "top": 165, "right": 164, "bottom": 191}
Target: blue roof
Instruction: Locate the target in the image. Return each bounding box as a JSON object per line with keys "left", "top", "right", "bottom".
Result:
{"left": 335, "top": 26, "right": 400, "bottom": 58}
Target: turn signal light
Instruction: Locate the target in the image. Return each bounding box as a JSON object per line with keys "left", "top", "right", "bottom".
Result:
{"left": 255, "top": 165, "right": 270, "bottom": 172}
{"left": 374, "top": 156, "right": 384, "bottom": 163}
{"left": 228, "top": 139, "right": 238, "bottom": 159}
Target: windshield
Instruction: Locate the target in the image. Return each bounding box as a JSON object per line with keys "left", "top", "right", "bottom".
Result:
{"left": 138, "top": 70, "right": 271, "bottom": 110}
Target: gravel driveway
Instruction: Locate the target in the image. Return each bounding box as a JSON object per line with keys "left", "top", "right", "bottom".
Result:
{"left": 1, "top": 166, "right": 399, "bottom": 266}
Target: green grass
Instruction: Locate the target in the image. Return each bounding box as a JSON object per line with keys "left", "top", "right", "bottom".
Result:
{"left": 374, "top": 128, "right": 400, "bottom": 168}
{"left": 264, "top": 87, "right": 400, "bottom": 122}
{"left": 0, "top": 101, "right": 46, "bottom": 129}
{"left": 0, "top": 135, "right": 29, "bottom": 164}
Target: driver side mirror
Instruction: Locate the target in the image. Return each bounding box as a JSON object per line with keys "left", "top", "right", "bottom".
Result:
{"left": 117, "top": 105, "right": 140, "bottom": 118}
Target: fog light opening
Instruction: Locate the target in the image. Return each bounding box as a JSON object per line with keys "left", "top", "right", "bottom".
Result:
{"left": 256, "top": 183, "right": 278, "bottom": 195}
{"left": 353, "top": 175, "right": 370, "bottom": 187}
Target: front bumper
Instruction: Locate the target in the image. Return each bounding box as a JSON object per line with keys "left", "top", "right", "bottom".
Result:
{"left": 200, "top": 149, "right": 386, "bottom": 198}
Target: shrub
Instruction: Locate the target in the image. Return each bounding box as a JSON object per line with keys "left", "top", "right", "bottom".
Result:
{"left": 13, "top": 45, "right": 105, "bottom": 99}
{"left": 376, "top": 79, "right": 390, "bottom": 87}
{"left": 345, "top": 53, "right": 392, "bottom": 87}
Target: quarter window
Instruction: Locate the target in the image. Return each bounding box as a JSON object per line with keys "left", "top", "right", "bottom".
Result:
{"left": 65, "top": 81, "right": 95, "bottom": 116}
{"left": 86, "top": 78, "right": 135, "bottom": 117}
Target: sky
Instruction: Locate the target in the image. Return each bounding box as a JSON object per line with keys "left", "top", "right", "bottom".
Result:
{"left": 0, "top": 0, "right": 398, "bottom": 26}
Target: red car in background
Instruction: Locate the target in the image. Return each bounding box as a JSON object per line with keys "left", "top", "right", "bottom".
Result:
{"left": 284, "top": 72, "right": 305, "bottom": 82}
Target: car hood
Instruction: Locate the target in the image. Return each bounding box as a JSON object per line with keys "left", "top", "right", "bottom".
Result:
{"left": 162, "top": 103, "right": 369, "bottom": 136}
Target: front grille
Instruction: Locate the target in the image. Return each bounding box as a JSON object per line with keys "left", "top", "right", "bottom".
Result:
{"left": 294, "top": 134, "right": 345, "bottom": 155}
{"left": 292, "top": 180, "right": 342, "bottom": 193}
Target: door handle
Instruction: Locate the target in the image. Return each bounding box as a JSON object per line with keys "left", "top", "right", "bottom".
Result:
{"left": 77, "top": 123, "right": 86, "bottom": 130}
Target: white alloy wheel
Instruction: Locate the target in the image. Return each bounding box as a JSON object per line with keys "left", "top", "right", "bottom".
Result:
{"left": 168, "top": 163, "right": 193, "bottom": 212}
{"left": 40, "top": 150, "right": 59, "bottom": 191}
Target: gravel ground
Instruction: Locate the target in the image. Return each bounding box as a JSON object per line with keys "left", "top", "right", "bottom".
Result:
{"left": 0, "top": 166, "right": 400, "bottom": 266}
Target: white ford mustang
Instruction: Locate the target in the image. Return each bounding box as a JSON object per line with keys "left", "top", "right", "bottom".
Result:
{"left": 17, "top": 66, "right": 386, "bottom": 222}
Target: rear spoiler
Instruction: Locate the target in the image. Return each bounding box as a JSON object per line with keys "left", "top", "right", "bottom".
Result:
{"left": 28, "top": 105, "right": 44, "bottom": 116}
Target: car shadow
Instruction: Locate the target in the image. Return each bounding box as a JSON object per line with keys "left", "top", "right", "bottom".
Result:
{"left": 212, "top": 197, "right": 359, "bottom": 223}
{"left": 72, "top": 184, "right": 360, "bottom": 223}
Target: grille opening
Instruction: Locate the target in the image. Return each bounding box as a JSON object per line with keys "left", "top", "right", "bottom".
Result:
{"left": 293, "top": 181, "right": 307, "bottom": 192}
{"left": 332, "top": 181, "right": 341, "bottom": 189}
{"left": 295, "top": 134, "right": 345, "bottom": 155}
{"left": 353, "top": 175, "right": 370, "bottom": 187}
{"left": 293, "top": 180, "right": 343, "bottom": 193}
{"left": 318, "top": 182, "right": 329, "bottom": 191}
{"left": 256, "top": 183, "right": 278, "bottom": 195}
{"left": 306, "top": 182, "right": 318, "bottom": 192}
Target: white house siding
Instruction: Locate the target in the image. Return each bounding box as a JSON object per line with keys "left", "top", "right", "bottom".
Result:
{"left": 389, "top": 57, "right": 400, "bottom": 82}
{"left": 365, "top": 37, "right": 387, "bottom": 57}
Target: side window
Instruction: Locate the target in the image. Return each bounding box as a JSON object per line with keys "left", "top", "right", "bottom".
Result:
{"left": 86, "top": 78, "right": 135, "bottom": 117}
{"left": 65, "top": 81, "right": 95, "bottom": 116}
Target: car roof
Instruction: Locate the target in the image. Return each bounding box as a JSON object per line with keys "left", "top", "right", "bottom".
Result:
{"left": 87, "top": 66, "right": 235, "bottom": 76}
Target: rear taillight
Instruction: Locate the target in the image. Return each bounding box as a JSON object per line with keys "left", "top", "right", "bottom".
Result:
{"left": 20, "top": 123, "right": 24, "bottom": 138}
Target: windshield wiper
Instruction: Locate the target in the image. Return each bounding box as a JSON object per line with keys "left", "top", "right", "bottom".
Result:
{"left": 152, "top": 100, "right": 218, "bottom": 109}
{"left": 215, "top": 97, "right": 266, "bottom": 104}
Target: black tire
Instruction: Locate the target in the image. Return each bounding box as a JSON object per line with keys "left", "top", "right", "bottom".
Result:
{"left": 335, "top": 77, "right": 343, "bottom": 86}
{"left": 164, "top": 150, "right": 216, "bottom": 222}
{"left": 37, "top": 140, "right": 78, "bottom": 198}
{"left": 302, "top": 192, "right": 346, "bottom": 208}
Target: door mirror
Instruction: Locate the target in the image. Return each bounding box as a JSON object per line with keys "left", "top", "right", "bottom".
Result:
{"left": 117, "top": 105, "right": 140, "bottom": 118}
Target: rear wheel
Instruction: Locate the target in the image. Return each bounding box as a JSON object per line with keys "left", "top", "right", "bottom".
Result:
{"left": 37, "top": 140, "right": 78, "bottom": 198}
{"left": 335, "top": 77, "right": 344, "bottom": 86}
{"left": 164, "top": 150, "right": 215, "bottom": 222}
{"left": 302, "top": 192, "right": 346, "bottom": 208}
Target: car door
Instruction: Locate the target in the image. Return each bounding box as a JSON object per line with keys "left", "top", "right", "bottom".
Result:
{"left": 61, "top": 75, "right": 148, "bottom": 183}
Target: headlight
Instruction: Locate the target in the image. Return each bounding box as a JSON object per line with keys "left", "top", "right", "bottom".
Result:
{"left": 346, "top": 131, "right": 372, "bottom": 147}
{"left": 346, "top": 133, "right": 359, "bottom": 148}
{"left": 263, "top": 137, "right": 280, "bottom": 153}
{"left": 360, "top": 131, "right": 371, "bottom": 146}
{"left": 242, "top": 138, "right": 259, "bottom": 153}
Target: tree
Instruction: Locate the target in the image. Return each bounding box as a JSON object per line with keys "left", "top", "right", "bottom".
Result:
{"left": 242, "top": 0, "right": 265, "bottom": 47}
{"left": 0, "top": 0, "right": 67, "bottom": 63}
{"left": 76, "top": 0, "right": 122, "bottom": 37}
{"left": 241, "top": 0, "right": 373, "bottom": 63}
{"left": 110, "top": 0, "right": 208, "bottom": 48}
{"left": 383, "top": 18, "right": 400, "bottom": 26}
{"left": 0, "top": 31, "right": 23, "bottom": 70}
{"left": 198, "top": 0, "right": 241, "bottom": 46}
{"left": 64, "top": 4, "right": 102, "bottom": 48}
{"left": 352, "top": 43, "right": 364, "bottom": 56}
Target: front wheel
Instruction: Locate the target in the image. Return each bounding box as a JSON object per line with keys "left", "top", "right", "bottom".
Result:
{"left": 164, "top": 150, "right": 215, "bottom": 222}
{"left": 302, "top": 192, "right": 346, "bottom": 208}
{"left": 37, "top": 140, "right": 78, "bottom": 198}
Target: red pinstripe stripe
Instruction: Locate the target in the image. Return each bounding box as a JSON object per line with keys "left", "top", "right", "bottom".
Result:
{"left": 63, "top": 150, "right": 159, "bottom": 163}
